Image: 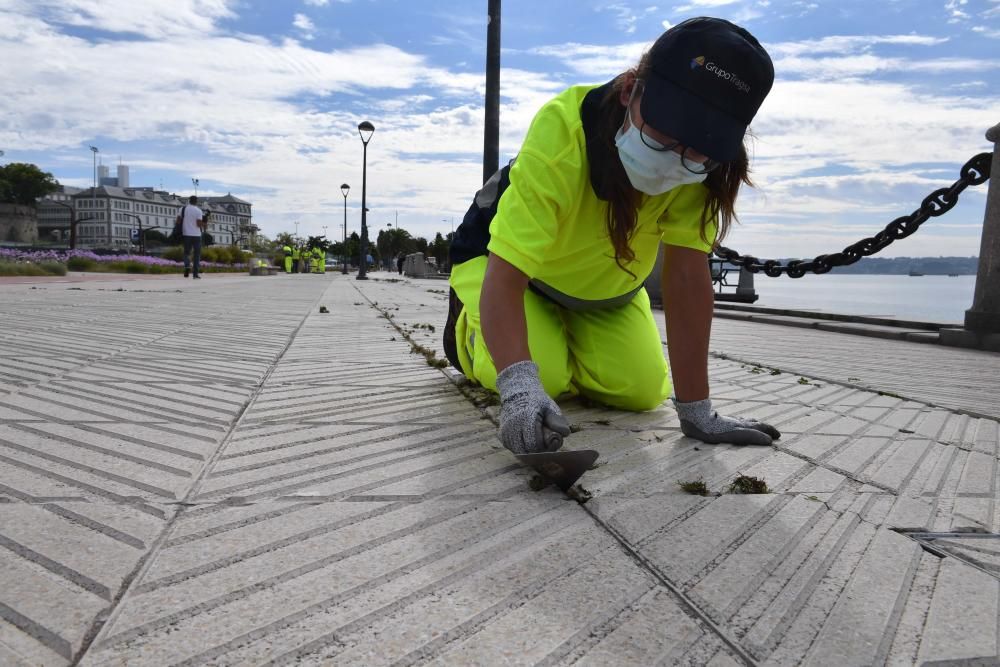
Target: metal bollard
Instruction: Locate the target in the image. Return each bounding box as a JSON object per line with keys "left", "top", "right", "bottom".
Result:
{"left": 964, "top": 122, "right": 1000, "bottom": 334}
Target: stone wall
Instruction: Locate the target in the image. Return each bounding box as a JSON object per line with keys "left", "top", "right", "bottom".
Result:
{"left": 0, "top": 204, "right": 39, "bottom": 244}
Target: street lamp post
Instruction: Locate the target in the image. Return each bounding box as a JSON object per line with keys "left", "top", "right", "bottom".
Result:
{"left": 50, "top": 200, "right": 93, "bottom": 250}
{"left": 357, "top": 121, "right": 375, "bottom": 280}
{"left": 192, "top": 178, "right": 199, "bottom": 197}
{"left": 89, "top": 146, "right": 99, "bottom": 193}
{"left": 340, "top": 183, "right": 350, "bottom": 274}
{"left": 484, "top": 0, "right": 501, "bottom": 183}
{"left": 294, "top": 220, "right": 299, "bottom": 241}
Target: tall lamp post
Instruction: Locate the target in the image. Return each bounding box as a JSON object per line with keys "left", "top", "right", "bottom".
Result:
{"left": 294, "top": 220, "right": 299, "bottom": 241}
{"left": 89, "top": 145, "right": 99, "bottom": 193}
{"left": 340, "top": 183, "right": 350, "bottom": 274}
{"left": 357, "top": 121, "right": 375, "bottom": 280}
{"left": 192, "top": 178, "right": 199, "bottom": 197}
{"left": 484, "top": 0, "right": 501, "bottom": 183}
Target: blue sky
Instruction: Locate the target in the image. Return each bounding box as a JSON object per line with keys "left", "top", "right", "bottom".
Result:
{"left": 0, "top": 0, "right": 997, "bottom": 258}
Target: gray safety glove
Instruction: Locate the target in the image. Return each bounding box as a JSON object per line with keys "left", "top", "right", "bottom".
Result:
{"left": 495, "top": 360, "right": 571, "bottom": 455}
{"left": 672, "top": 398, "right": 781, "bottom": 446}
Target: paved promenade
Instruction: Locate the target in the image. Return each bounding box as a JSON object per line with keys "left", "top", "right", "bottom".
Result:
{"left": 1, "top": 271, "right": 999, "bottom": 666}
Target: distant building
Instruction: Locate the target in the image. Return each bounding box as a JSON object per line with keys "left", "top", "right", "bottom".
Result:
{"left": 203, "top": 193, "right": 256, "bottom": 247}
{"left": 70, "top": 186, "right": 252, "bottom": 248}
{"left": 36, "top": 185, "right": 83, "bottom": 242}
{"left": 97, "top": 165, "right": 130, "bottom": 188}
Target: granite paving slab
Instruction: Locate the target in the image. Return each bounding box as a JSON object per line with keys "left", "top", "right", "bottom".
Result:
{"left": 1, "top": 272, "right": 999, "bottom": 665}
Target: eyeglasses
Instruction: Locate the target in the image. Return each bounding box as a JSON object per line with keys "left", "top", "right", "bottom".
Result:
{"left": 632, "top": 80, "right": 721, "bottom": 175}
{"left": 637, "top": 123, "right": 721, "bottom": 175}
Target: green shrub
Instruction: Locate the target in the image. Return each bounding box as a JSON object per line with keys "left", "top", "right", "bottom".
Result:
{"left": 102, "top": 260, "right": 149, "bottom": 274}
{"left": 147, "top": 265, "right": 175, "bottom": 274}
{"left": 39, "top": 261, "right": 67, "bottom": 276}
{"left": 161, "top": 246, "right": 183, "bottom": 262}
{"left": 67, "top": 256, "right": 99, "bottom": 271}
{"left": 0, "top": 260, "right": 47, "bottom": 276}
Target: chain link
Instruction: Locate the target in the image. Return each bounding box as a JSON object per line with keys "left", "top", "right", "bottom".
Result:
{"left": 715, "top": 152, "right": 993, "bottom": 277}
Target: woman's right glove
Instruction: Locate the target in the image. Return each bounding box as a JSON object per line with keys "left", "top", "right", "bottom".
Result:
{"left": 495, "top": 361, "right": 571, "bottom": 455}
{"left": 672, "top": 398, "right": 780, "bottom": 446}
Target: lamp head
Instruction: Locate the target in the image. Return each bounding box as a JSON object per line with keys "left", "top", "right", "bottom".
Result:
{"left": 340, "top": 183, "right": 350, "bottom": 197}
{"left": 89, "top": 146, "right": 98, "bottom": 153}
{"left": 358, "top": 121, "right": 375, "bottom": 144}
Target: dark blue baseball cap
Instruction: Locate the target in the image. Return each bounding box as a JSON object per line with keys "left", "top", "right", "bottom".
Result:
{"left": 639, "top": 17, "right": 774, "bottom": 162}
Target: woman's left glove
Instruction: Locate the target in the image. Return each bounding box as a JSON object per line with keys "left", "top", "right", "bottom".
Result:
{"left": 672, "top": 398, "right": 780, "bottom": 446}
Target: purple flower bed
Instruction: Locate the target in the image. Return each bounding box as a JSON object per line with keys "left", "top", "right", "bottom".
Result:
{"left": 0, "top": 248, "right": 244, "bottom": 269}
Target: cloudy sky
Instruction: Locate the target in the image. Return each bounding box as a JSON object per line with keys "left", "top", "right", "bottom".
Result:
{"left": 1, "top": 0, "right": 997, "bottom": 258}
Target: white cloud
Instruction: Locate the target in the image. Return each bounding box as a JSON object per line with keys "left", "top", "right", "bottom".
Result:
{"left": 304, "top": 0, "right": 329, "bottom": 5}
{"left": 1, "top": 0, "right": 237, "bottom": 39}
{"left": 293, "top": 13, "right": 316, "bottom": 39}
{"left": 945, "top": 0, "right": 971, "bottom": 20}
{"left": 1, "top": 2, "right": 995, "bottom": 254}
{"left": 675, "top": 0, "right": 741, "bottom": 8}
{"left": 769, "top": 34, "right": 949, "bottom": 58}
{"left": 600, "top": 4, "right": 639, "bottom": 34}
{"left": 528, "top": 41, "right": 649, "bottom": 77}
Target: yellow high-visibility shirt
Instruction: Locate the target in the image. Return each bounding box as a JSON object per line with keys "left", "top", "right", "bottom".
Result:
{"left": 486, "top": 84, "right": 716, "bottom": 306}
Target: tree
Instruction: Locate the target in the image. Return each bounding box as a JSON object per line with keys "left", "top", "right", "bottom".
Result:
{"left": 0, "top": 163, "right": 59, "bottom": 206}
{"left": 346, "top": 231, "right": 360, "bottom": 267}
{"left": 428, "top": 232, "right": 450, "bottom": 269}
{"left": 273, "top": 232, "right": 295, "bottom": 249}
{"left": 305, "top": 234, "right": 330, "bottom": 252}
{"left": 143, "top": 229, "right": 169, "bottom": 247}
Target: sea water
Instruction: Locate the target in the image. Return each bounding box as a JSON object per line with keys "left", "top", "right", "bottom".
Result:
{"left": 746, "top": 273, "right": 978, "bottom": 324}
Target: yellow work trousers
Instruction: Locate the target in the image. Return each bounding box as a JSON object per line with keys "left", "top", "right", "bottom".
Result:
{"left": 449, "top": 256, "right": 670, "bottom": 411}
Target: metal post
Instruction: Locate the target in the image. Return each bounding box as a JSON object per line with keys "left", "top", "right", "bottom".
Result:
{"left": 90, "top": 146, "right": 98, "bottom": 192}
{"left": 341, "top": 184, "right": 349, "bottom": 274}
{"left": 358, "top": 140, "right": 369, "bottom": 280}
{"left": 121, "top": 214, "right": 146, "bottom": 254}
{"left": 964, "top": 122, "right": 1000, "bottom": 335}
{"left": 357, "top": 121, "right": 374, "bottom": 280}
{"left": 484, "top": 0, "right": 501, "bottom": 184}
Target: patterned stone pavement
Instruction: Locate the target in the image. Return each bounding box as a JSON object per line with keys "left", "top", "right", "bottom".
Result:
{"left": 1, "top": 271, "right": 999, "bottom": 666}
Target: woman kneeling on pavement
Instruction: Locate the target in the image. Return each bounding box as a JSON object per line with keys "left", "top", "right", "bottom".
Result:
{"left": 445, "top": 17, "right": 782, "bottom": 455}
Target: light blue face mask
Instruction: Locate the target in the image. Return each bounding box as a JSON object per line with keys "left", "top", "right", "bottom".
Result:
{"left": 614, "top": 87, "right": 707, "bottom": 195}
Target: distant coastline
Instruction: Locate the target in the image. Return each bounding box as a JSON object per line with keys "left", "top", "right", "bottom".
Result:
{"left": 722, "top": 256, "right": 979, "bottom": 276}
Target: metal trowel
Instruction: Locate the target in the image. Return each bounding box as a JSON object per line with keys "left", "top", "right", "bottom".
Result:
{"left": 514, "top": 426, "right": 598, "bottom": 492}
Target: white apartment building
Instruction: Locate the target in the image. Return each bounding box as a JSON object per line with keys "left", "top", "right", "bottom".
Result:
{"left": 70, "top": 187, "right": 253, "bottom": 248}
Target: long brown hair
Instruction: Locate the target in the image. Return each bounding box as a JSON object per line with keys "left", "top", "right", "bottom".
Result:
{"left": 593, "top": 54, "right": 753, "bottom": 274}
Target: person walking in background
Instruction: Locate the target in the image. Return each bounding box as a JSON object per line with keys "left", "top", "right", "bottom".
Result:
{"left": 283, "top": 244, "right": 293, "bottom": 273}
{"left": 445, "top": 17, "right": 781, "bottom": 455}
{"left": 396, "top": 252, "right": 405, "bottom": 275}
{"left": 179, "top": 195, "right": 205, "bottom": 279}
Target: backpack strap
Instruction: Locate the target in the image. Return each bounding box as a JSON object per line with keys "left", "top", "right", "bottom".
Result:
{"left": 449, "top": 157, "right": 516, "bottom": 267}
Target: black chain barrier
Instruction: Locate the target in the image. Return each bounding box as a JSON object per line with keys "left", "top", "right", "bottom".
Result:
{"left": 714, "top": 152, "right": 993, "bottom": 278}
